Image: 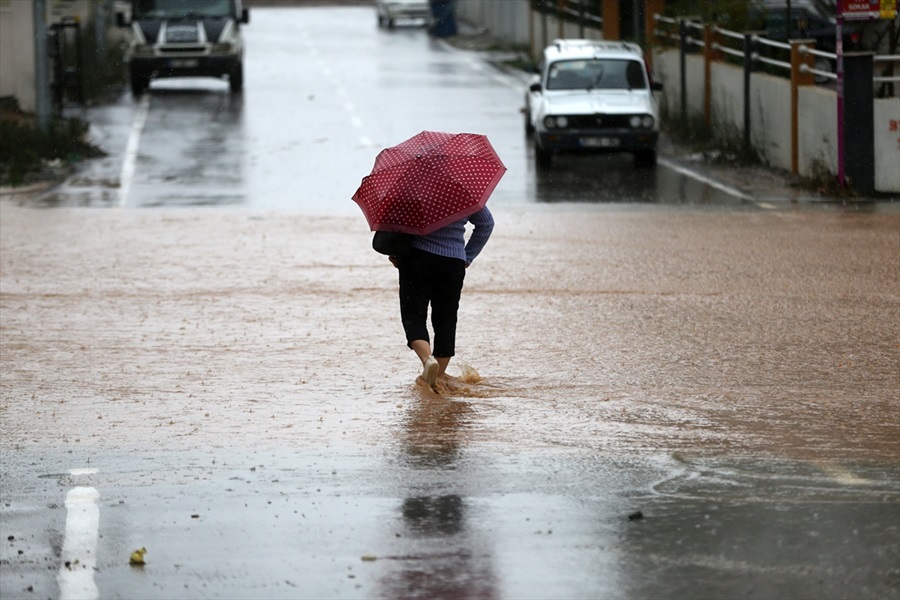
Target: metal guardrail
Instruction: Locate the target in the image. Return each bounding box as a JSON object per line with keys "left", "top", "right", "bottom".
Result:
{"left": 653, "top": 13, "right": 899, "bottom": 91}
{"left": 531, "top": 0, "right": 602, "bottom": 28}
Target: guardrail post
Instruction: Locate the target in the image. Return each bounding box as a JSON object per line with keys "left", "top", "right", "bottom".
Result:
{"left": 843, "top": 52, "right": 875, "bottom": 194}
{"left": 644, "top": 0, "right": 665, "bottom": 70}
{"left": 602, "top": 0, "right": 619, "bottom": 40}
{"left": 679, "top": 19, "right": 688, "bottom": 123}
{"left": 703, "top": 24, "right": 722, "bottom": 130}
{"left": 790, "top": 39, "right": 815, "bottom": 174}
{"left": 742, "top": 32, "right": 757, "bottom": 151}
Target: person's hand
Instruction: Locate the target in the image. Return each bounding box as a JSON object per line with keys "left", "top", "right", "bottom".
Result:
{"left": 389, "top": 256, "right": 399, "bottom": 268}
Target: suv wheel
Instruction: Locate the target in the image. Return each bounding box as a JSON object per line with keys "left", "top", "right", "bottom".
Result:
{"left": 130, "top": 71, "right": 149, "bottom": 97}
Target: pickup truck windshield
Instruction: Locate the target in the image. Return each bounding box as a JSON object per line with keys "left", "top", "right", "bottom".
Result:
{"left": 134, "top": 0, "right": 233, "bottom": 19}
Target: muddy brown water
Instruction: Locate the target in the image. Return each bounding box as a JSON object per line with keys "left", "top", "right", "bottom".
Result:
{"left": 1, "top": 201, "right": 897, "bottom": 467}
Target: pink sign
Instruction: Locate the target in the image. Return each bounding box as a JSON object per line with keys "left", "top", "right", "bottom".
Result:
{"left": 842, "top": 0, "right": 882, "bottom": 20}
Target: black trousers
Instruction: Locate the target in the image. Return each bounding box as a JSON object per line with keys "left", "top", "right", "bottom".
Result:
{"left": 397, "top": 248, "right": 466, "bottom": 358}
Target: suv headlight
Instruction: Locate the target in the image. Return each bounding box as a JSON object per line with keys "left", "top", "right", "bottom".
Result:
{"left": 132, "top": 43, "right": 154, "bottom": 57}
{"left": 642, "top": 115, "right": 655, "bottom": 129}
{"left": 212, "top": 42, "right": 234, "bottom": 53}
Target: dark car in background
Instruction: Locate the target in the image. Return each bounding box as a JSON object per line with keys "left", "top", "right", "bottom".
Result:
{"left": 117, "top": 0, "right": 250, "bottom": 96}
{"left": 754, "top": 1, "right": 864, "bottom": 81}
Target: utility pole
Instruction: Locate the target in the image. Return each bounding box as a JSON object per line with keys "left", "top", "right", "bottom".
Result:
{"left": 33, "top": 0, "right": 51, "bottom": 131}
{"left": 786, "top": 0, "right": 793, "bottom": 38}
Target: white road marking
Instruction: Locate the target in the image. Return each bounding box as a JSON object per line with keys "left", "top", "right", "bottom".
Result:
{"left": 57, "top": 484, "right": 100, "bottom": 600}
{"left": 69, "top": 468, "right": 99, "bottom": 476}
{"left": 658, "top": 157, "right": 754, "bottom": 202}
{"left": 118, "top": 95, "right": 150, "bottom": 207}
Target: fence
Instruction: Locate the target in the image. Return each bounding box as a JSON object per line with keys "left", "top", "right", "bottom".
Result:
{"left": 651, "top": 15, "right": 899, "bottom": 194}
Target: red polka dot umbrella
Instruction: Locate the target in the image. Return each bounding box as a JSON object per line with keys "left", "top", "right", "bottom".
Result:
{"left": 352, "top": 130, "right": 507, "bottom": 235}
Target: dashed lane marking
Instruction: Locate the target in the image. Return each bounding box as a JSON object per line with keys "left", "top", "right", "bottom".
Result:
{"left": 57, "top": 469, "right": 100, "bottom": 600}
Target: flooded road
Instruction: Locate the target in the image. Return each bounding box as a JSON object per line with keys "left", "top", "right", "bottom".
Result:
{"left": 1, "top": 200, "right": 898, "bottom": 598}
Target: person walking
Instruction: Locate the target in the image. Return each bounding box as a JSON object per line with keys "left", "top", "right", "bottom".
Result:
{"left": 388, "top": 206, "right": 494, "bottom": 388}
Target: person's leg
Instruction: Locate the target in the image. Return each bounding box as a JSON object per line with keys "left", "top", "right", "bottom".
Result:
{"left": 430, "top": 256, "right": 466, "bottom": 377}
{"left": 398, "top": 250, "right": 432, "bottom": 352}
{"left": 409, "top": 339, "right": 432, "bottom": 365}
{"left": 399, "top": 250, "right": 438, "bottom": 384}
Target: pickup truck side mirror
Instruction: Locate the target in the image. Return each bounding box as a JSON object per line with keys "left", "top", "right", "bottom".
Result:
{"left": 529, "top": 82, "right": 542, "bottom": 93}
{"left": 115, "top": 12, "right": 129, "bottom": 27}
{"left": 651, "top": 81, "right": 664, "bottom": 92}
{"left": 241, "top": 8, "right": 250, "bottom": 24}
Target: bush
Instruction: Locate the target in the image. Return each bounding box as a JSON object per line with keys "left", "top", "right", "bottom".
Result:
{"left": 0, "top": 100, "right": 104, "bottom": 187}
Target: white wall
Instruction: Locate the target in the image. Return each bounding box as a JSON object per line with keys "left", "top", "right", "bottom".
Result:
{"left": 710, "top": 61, "right": 743, "bottom": 135}
{"left": 653, "top": 47, "right": 897, "bottom": 193}
{"left": 0, "top": 0, "right": 37, "bottom": 111}
{"left": 798, "top": 86, "right": 838, "bottom": 178}
{"left": 873, "top": 98, "right": 900, "bottom": 193}
{"left": 456, "top": 0, "right": 530, "bottom": 46}
{"left": 751, "top": 73, "right": 792, "bottom": 171}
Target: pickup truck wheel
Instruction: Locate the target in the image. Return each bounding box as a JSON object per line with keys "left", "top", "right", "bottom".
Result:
{"left": 230, "top": 62, "right": 244, "bottom": 93}
{"left": 634, "top": 149, "right": 657, "bottom": 168}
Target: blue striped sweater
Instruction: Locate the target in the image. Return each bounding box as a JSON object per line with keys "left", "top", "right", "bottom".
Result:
{"left": 411, "top": 206, "right": 494, "bottom": 265}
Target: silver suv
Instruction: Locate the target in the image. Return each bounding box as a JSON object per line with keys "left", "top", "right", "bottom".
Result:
{"left": 525, "top": 39, "right": 663, "bottom": 168}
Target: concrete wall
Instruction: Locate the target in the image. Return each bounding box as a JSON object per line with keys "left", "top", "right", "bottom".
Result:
{"left": 455, "top": 0, "right": 604, "bottom": 59}
{"left": 873, "top": 99, "right": 900, "bottom": 193}
{"left": 750, "top": 73, "right": 792, "bottom": 171}
{"left": 456, "top": 0, "right": 530, "bottom": 46}
{"left": 0, "top": 0, "right": 99, "bottom": 112}
{"left": 798, "top": 86, "right": 839, "bottom": 178}
{"left": 0, "top": 0, "right": 37, "bottom": 111}
{"left": 652, "top": 47, "right": 898, "bottom": 194}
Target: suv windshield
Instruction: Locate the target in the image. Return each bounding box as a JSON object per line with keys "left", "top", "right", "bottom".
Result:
{"left": 546, "top": 59, "right": 647, "bottom": 91}
{"left": 134, "top": 0, "right": 233, "bottom": 19}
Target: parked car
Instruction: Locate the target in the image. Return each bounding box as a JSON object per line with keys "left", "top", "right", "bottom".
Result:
{"left": 117, "top": 0, "right": 249, "bottom": 96}
{"left": 375, "top": 0, "right": 431, "bottom": 29}
{"left": 525, "top": 39, "right": 663, "bottom": 169}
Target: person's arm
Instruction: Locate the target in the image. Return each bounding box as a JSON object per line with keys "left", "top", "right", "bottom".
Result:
{"left": 464, "top": 206, "right": 494, "bottom": 265}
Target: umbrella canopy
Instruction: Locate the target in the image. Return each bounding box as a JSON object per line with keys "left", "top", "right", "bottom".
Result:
{"left": 352, "top": 131, "right": 506, "bottom": 235}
